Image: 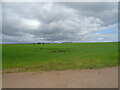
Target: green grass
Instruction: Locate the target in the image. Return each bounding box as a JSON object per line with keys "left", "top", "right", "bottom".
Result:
{"left": 2, "top": 42, "right": 119, "bottom": 73}
{"left": 0, "top": 44, "right": 2, "bottom": 69}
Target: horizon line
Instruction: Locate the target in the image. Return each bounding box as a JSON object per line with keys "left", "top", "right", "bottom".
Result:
{"left": 0, "top": 41, "right": 119, "bottom": 44}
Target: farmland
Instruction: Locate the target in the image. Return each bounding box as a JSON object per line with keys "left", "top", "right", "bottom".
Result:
{"left": 2, "top": 42, "right": 119, "bottom": 73}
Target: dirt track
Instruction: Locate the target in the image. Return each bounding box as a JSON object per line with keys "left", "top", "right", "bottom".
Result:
{"left": 2, "top": 67, "right": 118, "bottom": 88}
{"left": 0, "top": 70, "right": 2, "bottom": 89}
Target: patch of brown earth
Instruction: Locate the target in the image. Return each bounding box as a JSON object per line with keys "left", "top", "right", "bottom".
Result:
{"left": 0, "top": 70, "right": 2, "bottom": 89}
{"left": 2, "top": 67, "right": 118, "bottom": 88}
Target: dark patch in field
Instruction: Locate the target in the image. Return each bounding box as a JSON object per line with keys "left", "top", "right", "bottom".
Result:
{"left": 39, "top": 48, "right": 71, "bottom": 53}
{"left": 51, "top": 50, "right": 70, "bottom": 53}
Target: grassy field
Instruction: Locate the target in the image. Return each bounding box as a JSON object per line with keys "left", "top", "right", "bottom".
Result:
{"left": 0, "top": 44, "right": 2, "bottom": 69}
{"left": 2, "top": 42, "right": 119, "bottom": 73}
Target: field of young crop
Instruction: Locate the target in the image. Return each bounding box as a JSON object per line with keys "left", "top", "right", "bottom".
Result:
{"left": 2, "top": 42, "right": 119, "bottom": 73}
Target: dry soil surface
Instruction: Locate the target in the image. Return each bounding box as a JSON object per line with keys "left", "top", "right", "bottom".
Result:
{"left": 2, "top": 67, "right": 118, "bottom": 88}
{"left": 0, "top": 70, "right": 2, "bottom": 89}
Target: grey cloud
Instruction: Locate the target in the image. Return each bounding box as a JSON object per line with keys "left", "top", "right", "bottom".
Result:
{"left": 2, "top": 2, "right": 118, "bottom": 43}
{"left": 60, "top": 2, "right": 118, "bottom": 25}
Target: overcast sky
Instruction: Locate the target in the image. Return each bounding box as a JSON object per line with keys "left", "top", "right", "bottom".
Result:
{"left": 2, "top": 2, "right": 118, "bottom": 43}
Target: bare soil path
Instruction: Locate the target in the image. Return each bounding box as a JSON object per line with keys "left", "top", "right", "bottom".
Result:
{"left": 0, "top": 70, "right": 2, "bottom": 89}
{"left": 2, "top": 67, "right": 118, "bottom": 88}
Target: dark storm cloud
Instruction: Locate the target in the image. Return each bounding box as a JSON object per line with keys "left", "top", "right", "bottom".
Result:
{"left": 2, "top": 2, "right": 118, "bottom": 43}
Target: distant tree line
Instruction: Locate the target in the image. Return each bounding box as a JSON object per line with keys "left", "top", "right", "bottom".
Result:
{"left": 36, "top": 42, "right": 72, "bottom": 44}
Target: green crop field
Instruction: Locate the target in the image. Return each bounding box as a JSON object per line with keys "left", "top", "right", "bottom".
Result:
{"left": 2, "top": 42, "right": 119, "bottom": 73}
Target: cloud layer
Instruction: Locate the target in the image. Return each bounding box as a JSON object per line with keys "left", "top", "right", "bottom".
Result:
{"left": 2, "top": 2, "right": 118, "bottom": 43}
